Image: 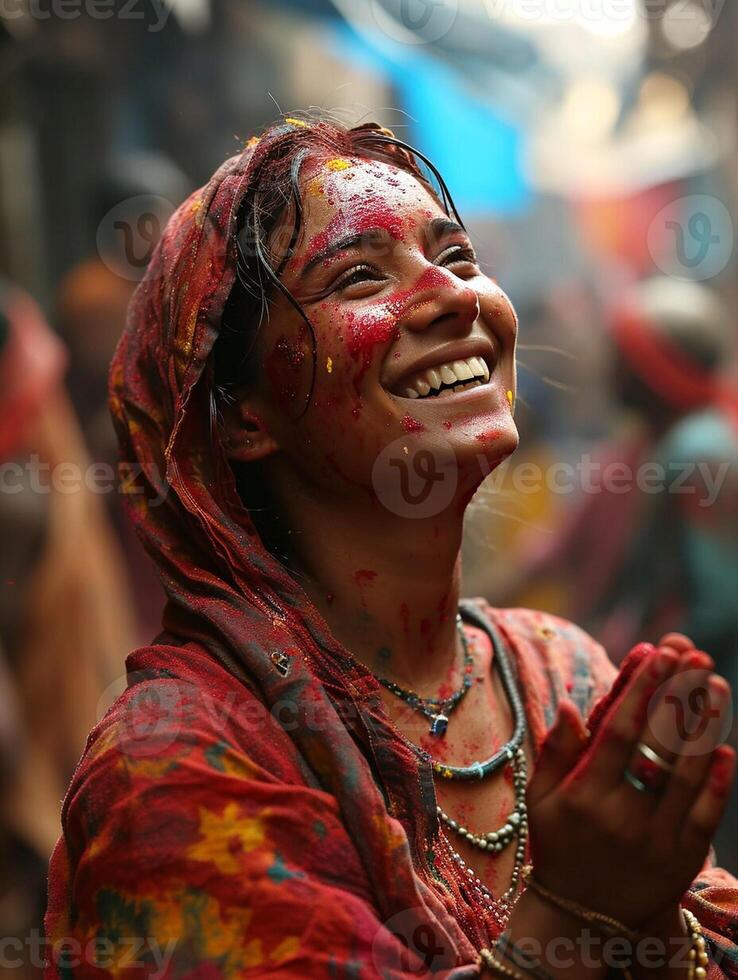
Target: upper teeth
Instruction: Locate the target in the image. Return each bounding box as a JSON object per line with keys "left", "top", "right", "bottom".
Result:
{"left": 401, "top": 356, "right": 490, "bottom": 399}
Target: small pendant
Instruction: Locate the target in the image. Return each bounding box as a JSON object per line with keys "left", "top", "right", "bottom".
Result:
{"left": 429, "top": 713, "right": 449, "bottom": 737}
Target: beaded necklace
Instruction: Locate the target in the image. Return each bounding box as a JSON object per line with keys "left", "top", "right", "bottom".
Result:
{"left": 429, "top": 608, "right": 530, "bottom": 926}
{"left": 373, "top": 613, "right": 475, "bottom": 737}
{"left": 421, "top": 617, "right": 527, "bottom": 782}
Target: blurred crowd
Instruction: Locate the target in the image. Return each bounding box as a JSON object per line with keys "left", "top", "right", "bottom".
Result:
{"left": 1, "top": 0, "right": 738, "bottom": 973}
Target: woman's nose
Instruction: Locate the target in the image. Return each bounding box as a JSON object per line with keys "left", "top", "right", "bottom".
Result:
{"left": 400, "top": 266, "right": 481, "bottom": 335}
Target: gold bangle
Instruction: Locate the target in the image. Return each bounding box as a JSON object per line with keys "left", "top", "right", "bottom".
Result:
{"left": 521, "top": 865, "right": 639, "bottom": 945}
{"left": 479, "top": 947, "right": 528, "bottom": 980}
{"left": 683, "top": 908, "right": 709, "bottom": 980}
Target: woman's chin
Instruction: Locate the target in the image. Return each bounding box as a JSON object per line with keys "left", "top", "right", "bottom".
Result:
{"left": 389, "top": 380, "right": 518, "bottom": 456}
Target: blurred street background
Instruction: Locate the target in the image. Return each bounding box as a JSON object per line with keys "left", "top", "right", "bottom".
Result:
{"left": 1, "top": 0, "right": 737, "bottom": 971}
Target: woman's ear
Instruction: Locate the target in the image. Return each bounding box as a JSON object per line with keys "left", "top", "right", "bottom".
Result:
{"left": 221, "top": 394, "right": 280, "bottom": 463}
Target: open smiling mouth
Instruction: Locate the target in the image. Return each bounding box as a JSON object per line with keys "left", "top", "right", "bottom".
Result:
{"left": 392, "top": 355, "right": 491, "bottom": 401}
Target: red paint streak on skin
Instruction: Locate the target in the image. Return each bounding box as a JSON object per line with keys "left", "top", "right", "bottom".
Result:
{"left": 475, "top": 428, "right": 501, "bottom": 443}
{"left": 401, "top": 415, "right": 424, "bottom": 432}
{"left": 442, "top": 420, "right": 452, "bottom": 430}
{"left": 420, "top": 618, "right": 431, "bottom": 635}
{"left": 354, "top": 569, "right": 378, "bottom": 588}
{"left": 302, "top": 190, "right": 409, "bottom": 268}
{"left": 344, "top": 265, "right": 453, "bottom": 388}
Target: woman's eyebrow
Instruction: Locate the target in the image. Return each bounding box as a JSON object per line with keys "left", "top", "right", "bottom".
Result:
{"left": 299, "top": 227, "right": 387, "bottom": 278}
{"left": 427, "top": 216, "right": 467, "bottom": 244}
{"left": 298, "top": 217, "right": 468, "bottom": 279}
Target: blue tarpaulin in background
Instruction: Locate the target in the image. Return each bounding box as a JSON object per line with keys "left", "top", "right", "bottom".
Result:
{"left": 329, "top": 22, "right": 531, "bottom": 217}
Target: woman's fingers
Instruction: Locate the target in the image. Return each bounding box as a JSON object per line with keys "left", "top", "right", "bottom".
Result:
{"left": 679, "top": 744, "right": 736, "bottom": 859}
{"left": 606, "top": 653, "right": 714, "bottom": 827}
{"left": 527, "top": 699, "right": 589, "bottom": 805}
{"left": 654, "top": 675, "right": 733, "bottom": 848}
{"left": 657, "top": 633, "right": 696, "bottom": 654}
{"left": 642, "top": 651, "right": 715, "bottom": 764}
{"left": 572, "top": 647, "right": 679, "bottom": 790}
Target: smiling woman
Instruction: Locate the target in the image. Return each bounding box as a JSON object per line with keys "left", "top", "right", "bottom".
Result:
{"left": 44, "top": 118, "right": 738, "bottom": 979}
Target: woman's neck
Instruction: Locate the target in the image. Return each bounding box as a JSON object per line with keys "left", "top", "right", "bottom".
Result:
{"left": 271, "top": 477, "right": 466, "bottom": 691}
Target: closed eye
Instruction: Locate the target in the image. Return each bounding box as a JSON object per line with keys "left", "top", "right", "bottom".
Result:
{"left": 437, "top": 244, "right": 479, "bottom": 269}
{"left": 332, "top": 264, "right": 386, "bottom": 293}
{"left": 328, "top": 244, "right": 479, "bottom": 296}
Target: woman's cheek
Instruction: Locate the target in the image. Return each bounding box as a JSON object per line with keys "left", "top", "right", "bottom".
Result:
{"left": 263, "top": 325, "right": 313, "bottom": 415}
{"left": 342, "top": 306, "right": 400, "bottom": 393}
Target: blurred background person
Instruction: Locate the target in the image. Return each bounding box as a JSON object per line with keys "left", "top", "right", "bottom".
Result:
{"left": 502, "top": 277, "right": 738, "bottom": 869}
{"left": 0, "top": 283, "right": 136, "bottom": 977}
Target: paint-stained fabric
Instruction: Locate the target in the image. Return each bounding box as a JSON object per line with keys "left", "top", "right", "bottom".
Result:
{"left": 44, "top": 131, "right": 738, "bottom": 978}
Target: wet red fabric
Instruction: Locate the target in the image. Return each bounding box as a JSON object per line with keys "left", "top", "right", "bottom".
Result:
{"left": 44, "top": 131, "right": 738, "bottom": 977}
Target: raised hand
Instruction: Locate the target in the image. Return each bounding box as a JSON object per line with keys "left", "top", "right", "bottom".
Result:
{"left": 525, "top": 641, "right": 735, "bottom": 930}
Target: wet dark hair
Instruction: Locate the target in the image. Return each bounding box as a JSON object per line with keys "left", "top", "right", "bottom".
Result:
{"left": 211, "top": 118, "right": 463, "bottom": 562}
{"left": 213, "top": 118, "right": 463, "bottom": 414}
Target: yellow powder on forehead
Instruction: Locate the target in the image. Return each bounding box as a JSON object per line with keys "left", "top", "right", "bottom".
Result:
{"left": 326, "top": 158, "right": 352, "bottom": 172}
{"left": 306, "top": 175, "right": 325, "bottom": 197}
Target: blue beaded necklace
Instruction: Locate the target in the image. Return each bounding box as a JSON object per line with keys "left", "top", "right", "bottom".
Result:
{"left": 424, "top": 605, "right": 527, "bottom": 781}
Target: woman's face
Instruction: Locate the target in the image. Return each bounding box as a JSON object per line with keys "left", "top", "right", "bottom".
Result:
{"left": 243, "top": 153, "right": 519, "bottom": 505}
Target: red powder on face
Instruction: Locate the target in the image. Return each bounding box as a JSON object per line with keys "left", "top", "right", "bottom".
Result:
{"left": 354, "top": 569, "right": 377, "bottom": 588}
{"left": 475, "top": 428, "right": 501, "bottom": 443}
{"left": 442, "top": 420, "right": 452, "bottom": 430}
{"left": 302, "top": 182, "right": 410, "bottom": 269}
{"left": 401, "top": 415, "right": 424, "bottom": 432}
{"left": 344, "top": 265, "right": 454, "bottom": 388}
